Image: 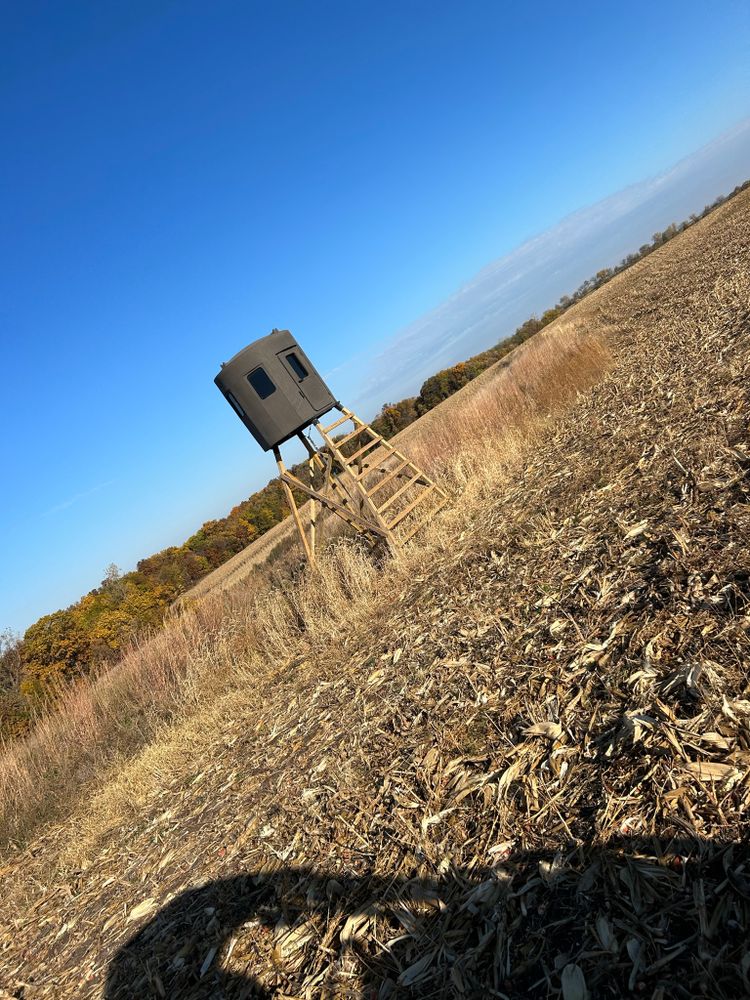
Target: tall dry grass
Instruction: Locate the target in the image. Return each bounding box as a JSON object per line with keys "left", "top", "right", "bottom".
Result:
{"left": 402, "top": 319, "right": 612, "bottom": 479}
{"left": 0, "top": 320, "right": 612, "bottom": 852}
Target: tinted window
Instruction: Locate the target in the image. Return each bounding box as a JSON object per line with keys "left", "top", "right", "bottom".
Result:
{"left": 225, "top": 391, "right": 245, "bottom": 417}
{"left": 286, "top": 352, "right": 308, "bottom": 380}
{"left": 248, "top": 367, "right": 276, "bottom": 399}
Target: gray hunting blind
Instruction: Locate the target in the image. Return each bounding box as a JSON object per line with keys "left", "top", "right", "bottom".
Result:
{"left": 215, "top": 329, "right": 337, "bottom": 451}
{"left": 215, "top": 329, "right": 447, "bottom": 562}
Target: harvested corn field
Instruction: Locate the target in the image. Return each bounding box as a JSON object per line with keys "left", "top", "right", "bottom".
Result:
{"left": 1, "top": 190, "right": 750, "bottom": 999}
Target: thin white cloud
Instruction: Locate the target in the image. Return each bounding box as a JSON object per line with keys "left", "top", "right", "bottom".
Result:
{"left": 338, "top": 116, "right": 750, "bottom": 416}
{"left": 41, "top": 479, "right": 116, "bottom": 517}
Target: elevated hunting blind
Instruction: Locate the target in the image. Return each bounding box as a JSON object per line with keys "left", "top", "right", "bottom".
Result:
{"left": 215, "top": 329, "right": 337, "bottom": 451}
{"left": 215, "top": 330, "right": 447, "bottom": 562}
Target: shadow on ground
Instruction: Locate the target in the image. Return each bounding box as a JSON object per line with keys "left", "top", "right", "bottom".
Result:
{"left": 104, "top": 836, "right": 749, "bottom": 999}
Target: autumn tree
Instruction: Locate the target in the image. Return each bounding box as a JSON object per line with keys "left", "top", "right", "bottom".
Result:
{"left": 0, "top": 629, "right": 21, "bottom": 693}
{"left": 21, "top": 608, "right": 91, "bottom": 699}
{"left": 0, "top": 630, "right": 27, "bottom": 738}
{"left": 371, "top": 398, "right": 418, "bottom": 438}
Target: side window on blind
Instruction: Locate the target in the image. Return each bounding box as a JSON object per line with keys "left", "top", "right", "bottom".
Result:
{"left": 247, "top": 367, "right": 276, "bottom": 399}
{"left": 286, "top": 352, "right": 308, "bottom": 380}
{"left": 225, "top": 391, "right": 245, "bottom": 417}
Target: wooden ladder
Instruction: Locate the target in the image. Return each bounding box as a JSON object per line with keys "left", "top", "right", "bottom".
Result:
{"left": 273, "top": 406, "right": 449, "bottom": 562}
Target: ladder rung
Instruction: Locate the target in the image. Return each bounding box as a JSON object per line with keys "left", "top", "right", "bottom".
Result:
{"left": 335, "top": 425, "right": 371, "bottom": 449}
{"left": 368, "top": 459, "right": 411, "bottom": 497}
{"left": 377, "top": 471, "right": 422, "bottom": 513}
{"left": 387, "top": 485, "right": 435, "bottom": 529}
{"left": 348, "top": 437, "right": 382, "bottom": 463}
{"left": 355, "top": 448, "right": 392, "bottom": 479}
{"left": 319, "top": 413, "right": 352, "bottom": 434}
{"left": 399, "top": 496, "right": 449, "bottom": 543}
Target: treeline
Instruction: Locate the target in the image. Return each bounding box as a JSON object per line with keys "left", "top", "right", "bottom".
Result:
{"left": 2, "top": 178, "right": 748, "bottom": 739}
{"left": 368, "top": 308, "right": 565, "bottom": 439}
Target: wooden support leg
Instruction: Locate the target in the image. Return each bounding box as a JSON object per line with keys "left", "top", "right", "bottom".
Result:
{"left": 308, "top": 453, "right": 317, "bottom": 562}
{"left": 274, "top": 447, "right": 312, "bottom": 563}
{"left": 296, "top": 433, "right": 319, "bottom": 564}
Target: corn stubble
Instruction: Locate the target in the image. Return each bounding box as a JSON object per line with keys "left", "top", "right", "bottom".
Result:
{"left": 1, "top": 191, "right": 750, "bottom": 999}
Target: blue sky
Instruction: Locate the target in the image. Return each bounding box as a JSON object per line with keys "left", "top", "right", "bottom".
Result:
{"left": 2, "top": 1, "right": 749, "bottom": 635}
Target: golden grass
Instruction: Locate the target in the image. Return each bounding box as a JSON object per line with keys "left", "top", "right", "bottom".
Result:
{"left": 403, "top": 319, "right": 613, "bottom": 477}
